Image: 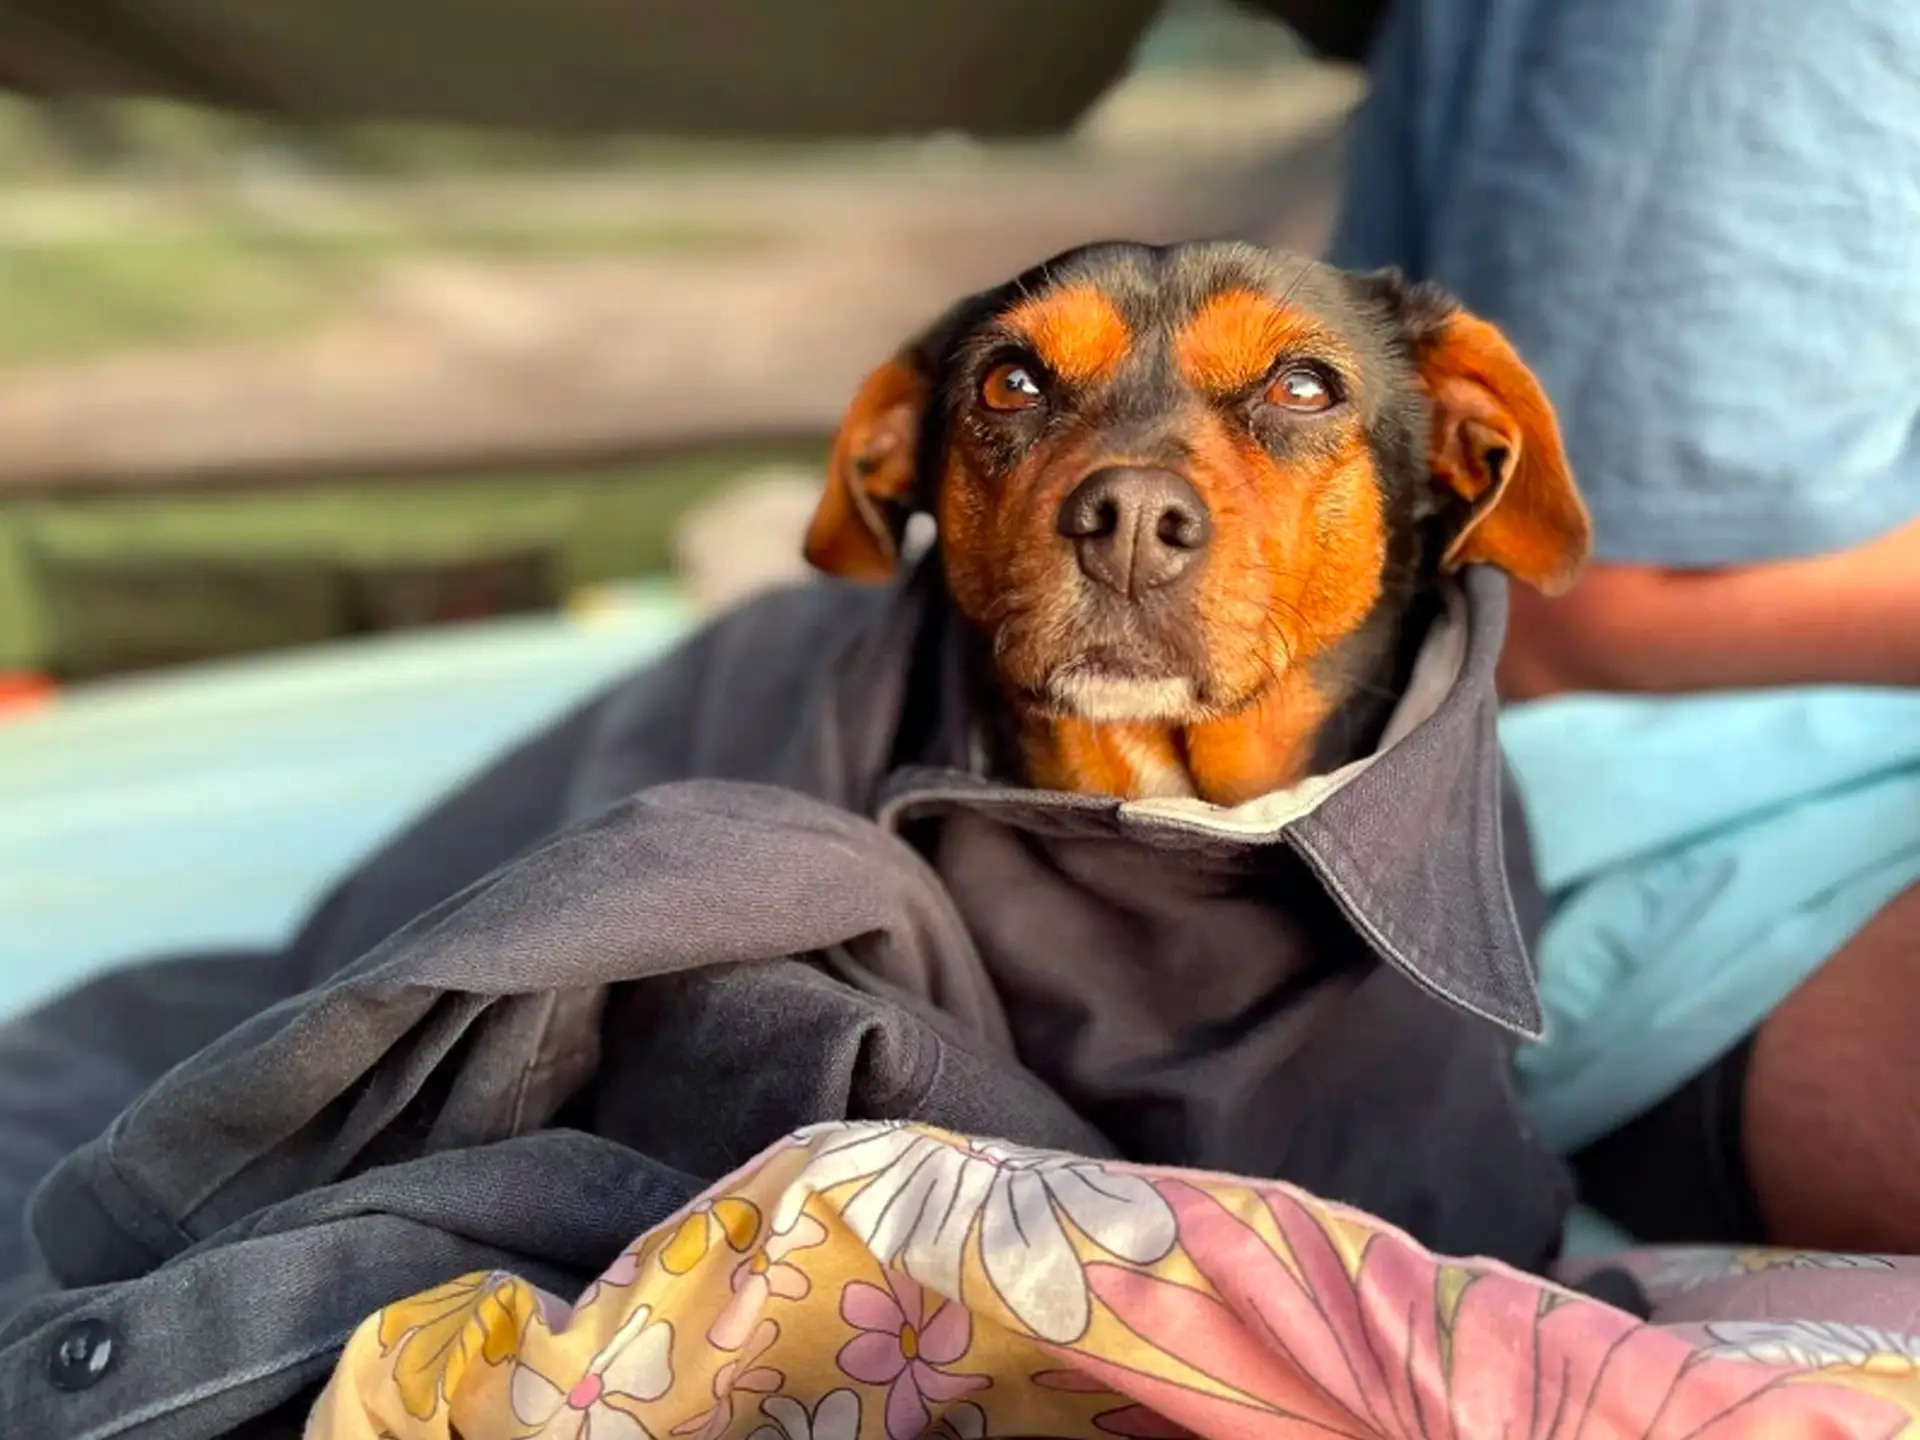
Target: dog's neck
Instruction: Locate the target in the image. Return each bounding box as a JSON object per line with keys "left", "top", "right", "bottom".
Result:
{"left": 976, "top": 587, "right": 1431, "bottom": 808}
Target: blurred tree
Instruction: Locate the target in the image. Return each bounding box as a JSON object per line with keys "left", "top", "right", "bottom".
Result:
{"left": 0, "top": 0, "right": 1161, "bottom": 137}
{"left": 0, "top": 0, "right": 1383, "bottom": 140}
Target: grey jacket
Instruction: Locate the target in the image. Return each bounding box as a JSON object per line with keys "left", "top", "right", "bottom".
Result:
{"left": 0, "top": 562, "right": 1568, "bottom": 1439}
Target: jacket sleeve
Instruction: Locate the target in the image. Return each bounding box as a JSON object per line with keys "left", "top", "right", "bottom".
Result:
{"left": 0, "top": 581, "right": 858, "bottom": 1282}
{"left": 0, "top": 689, "right": 631, "bottom": 1283}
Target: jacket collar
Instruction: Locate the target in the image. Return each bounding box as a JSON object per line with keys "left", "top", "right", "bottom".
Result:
{"left": 816, "top": 561, "right": 1541, "bottom": 1041}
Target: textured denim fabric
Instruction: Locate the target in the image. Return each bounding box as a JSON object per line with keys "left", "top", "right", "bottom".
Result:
{"left": 1, "top": 1136, "right": 701, "bottom": 1440}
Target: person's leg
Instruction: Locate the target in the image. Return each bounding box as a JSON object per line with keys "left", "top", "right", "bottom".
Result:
{"left": 1571, "top": 883, "right": 1920, "bottom": 1252}
{"left": 1742, "top": 881, "right": 1920, "bottom": 1251}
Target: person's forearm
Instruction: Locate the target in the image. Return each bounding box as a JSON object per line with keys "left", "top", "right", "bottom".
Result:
{"left": 1501, "top": 517, "right": 1920, "bottom": 698}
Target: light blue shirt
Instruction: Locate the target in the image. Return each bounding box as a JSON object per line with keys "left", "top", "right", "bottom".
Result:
{"left": 1331, "top": 0, "right": 1920, "bottom": 565}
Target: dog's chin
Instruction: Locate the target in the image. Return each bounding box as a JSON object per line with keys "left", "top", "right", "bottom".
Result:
{"left": 1042, "top": 668, "right": 1200, "bottom": 724}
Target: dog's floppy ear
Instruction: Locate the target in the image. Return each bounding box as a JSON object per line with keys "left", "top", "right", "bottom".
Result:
{"left": 1365, "top": 271, "right": 1592, "bottom": 595}
{"left": 1421, "top": 309, "right": 1591, "bottom": 594}
{"left": 805, "top": 290, "right": 995, "bottom": 581}
{"left": 802, "top": 349, "right": 929, "bottom": 580}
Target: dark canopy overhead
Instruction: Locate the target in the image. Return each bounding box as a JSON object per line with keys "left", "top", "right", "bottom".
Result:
{"left": 0, "top": 0, "right": 1381, "bottom": 137}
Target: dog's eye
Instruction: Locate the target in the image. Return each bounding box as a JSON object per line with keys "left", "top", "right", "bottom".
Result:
{"left": 1268, "top": 365, "right": 1337, "bottom": 412}
{"left": 981, "top": 362, "right": 1045, "bottom": 412}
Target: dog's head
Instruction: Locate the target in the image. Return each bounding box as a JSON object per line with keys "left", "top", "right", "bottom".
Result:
{"left": 805, "top": 241, "right": 1589, "bottom": 799}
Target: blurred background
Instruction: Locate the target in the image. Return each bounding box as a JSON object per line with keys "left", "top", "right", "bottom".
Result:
{"left": 0, "top": 0, "right": 1359, "bottom": 683}
{"left": 0, "top": 0, "right": 1364, "bottom": 1001}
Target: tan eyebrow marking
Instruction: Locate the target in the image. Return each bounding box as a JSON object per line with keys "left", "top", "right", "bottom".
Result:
{"left": 1004, "top": 285, "right": 1132, "bottom": 385}
{"left": 1176, "top": 288, "right": 1343, "bottom": 394}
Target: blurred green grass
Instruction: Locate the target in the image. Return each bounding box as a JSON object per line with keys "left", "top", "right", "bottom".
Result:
{"left": 0, "top": 98, "right": 827, "bottom": 671}
{"left": 16, "top": 447, "right": 819, "bottom": 574}
{"left": 0, "top": 443, "right": 826, "bottom": 672}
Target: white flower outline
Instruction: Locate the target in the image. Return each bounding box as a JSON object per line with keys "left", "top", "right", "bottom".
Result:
{"left": 750, "top": 1389, "right": 863, "bottom": 1440}
{"left": 510, "top": 1301, "right": 674, "bottom": 1439}
{"left": 1641, "top": 1248, "right": 1898, "bottom": 1296}
{"left": 775, "top": 1122, "right": 1177, "bottom": 1343}
{"left": 1699, "top": 1320, "right": 1920, "bottom": 1370}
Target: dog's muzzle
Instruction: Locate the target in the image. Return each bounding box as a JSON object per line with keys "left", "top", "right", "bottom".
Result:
{"left": 1056, "top": 466, "right": 1210, "bottom": 598}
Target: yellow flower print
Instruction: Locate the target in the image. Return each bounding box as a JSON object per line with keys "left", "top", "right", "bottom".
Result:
{"left": 661, "top": 1197, "right": 762, "bottom": 1276}
{"left": 376, "top": 1271, "right": 538, "bottom": 1421}
{"left": 710, "top": 1212, "right": 828, "bottom": 1350}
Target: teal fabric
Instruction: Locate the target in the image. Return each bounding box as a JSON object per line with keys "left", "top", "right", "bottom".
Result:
{"left": 1502, "top": 687, "right": 1920, "bottom": 1154}
{"left": 1559, "top": 1203, "right": 1635, "bottom": 1260}
{"left": 0, "top": 588, "right": 691, "bottom": 1020}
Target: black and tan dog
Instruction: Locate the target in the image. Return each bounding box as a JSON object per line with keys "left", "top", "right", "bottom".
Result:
{"left": 804, "top": 239, "right": 1590, "bottom": 801}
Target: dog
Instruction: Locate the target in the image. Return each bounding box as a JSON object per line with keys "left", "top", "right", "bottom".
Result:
{"left": 802, "top": 240, "right": 1591, "bottom": 806}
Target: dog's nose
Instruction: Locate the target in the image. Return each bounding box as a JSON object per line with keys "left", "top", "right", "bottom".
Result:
{"left": 1056, "top": 466, "right": 1210, "bottom": 595}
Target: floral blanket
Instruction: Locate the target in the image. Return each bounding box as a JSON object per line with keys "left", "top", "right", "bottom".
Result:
{"left": 307, "top": 1122, "right": 1920, "bottom": 1440}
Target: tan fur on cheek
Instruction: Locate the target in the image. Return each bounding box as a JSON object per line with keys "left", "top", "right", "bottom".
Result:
{"left": 1178, "top": 417, "right": 1362, "bottom": 710}
{"left": 1169, "top": 427, "right": 1387, "bottom": 804}
{"left": 1176, "top": 415, "right": 1291, "bottom": 705}
{"left": 940, "top": 433, "right": 1100, "bottom": 697}
{"left": 1293, "top": 441, "right": 1388, "bottom": 655}
{"left": 934, "top": 450, "right": 998, "bottom": 628}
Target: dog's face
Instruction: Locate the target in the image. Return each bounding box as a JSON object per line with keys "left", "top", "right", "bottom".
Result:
{"left": 805, "top": 242, "right": 1590, "bottom": 797}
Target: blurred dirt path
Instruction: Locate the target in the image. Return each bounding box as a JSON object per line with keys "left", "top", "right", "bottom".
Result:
{"left": 0, "top": 125, "right": 1349, "bottom": 494}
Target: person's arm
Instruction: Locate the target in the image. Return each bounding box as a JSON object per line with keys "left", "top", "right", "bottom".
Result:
{"left": 1501, "top": 514, "right": 1920, "bottom": 699}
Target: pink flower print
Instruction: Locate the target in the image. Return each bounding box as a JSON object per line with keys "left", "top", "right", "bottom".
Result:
{"left": 1070, "top": 1179, "right": 1907, "bottom": 1440}
{"left": 673, "top": 1318, "right": 784, "bottom": 1440}
{"left": 838, "top": 1270, "right": 988, "bottom": 1440}
{"left": 571, "top": 1246, "right": 643, "bottom": 1318}
{"left": 710, "top": 1213, "right": 829, "bottom": 1350}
